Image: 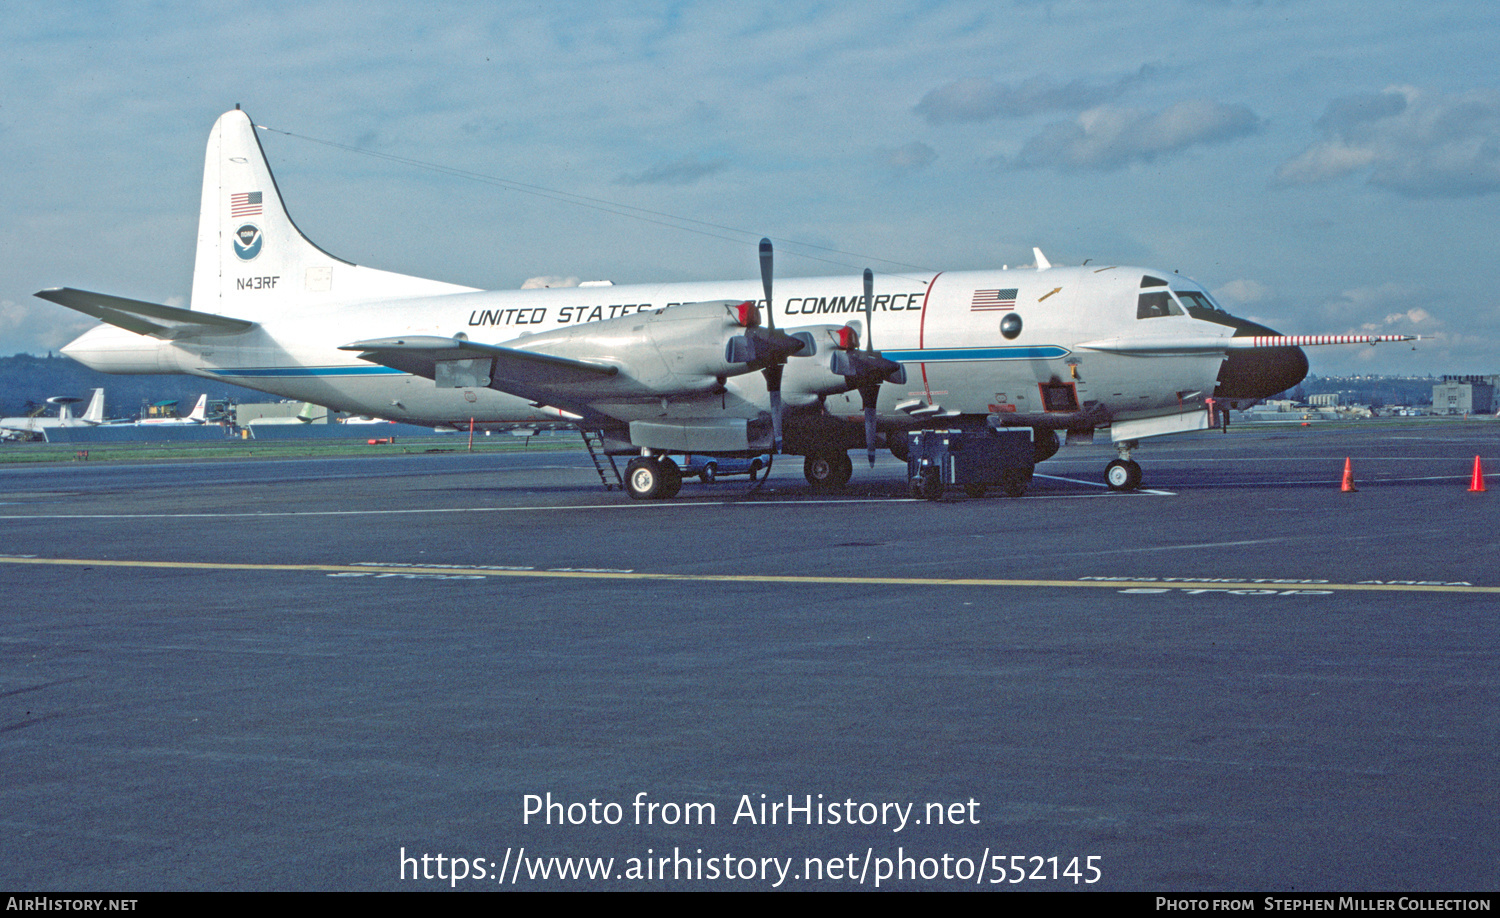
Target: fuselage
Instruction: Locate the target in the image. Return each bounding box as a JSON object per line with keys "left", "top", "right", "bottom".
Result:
{"left": 62, "top": 264, "right": 1301, "bottom": 431}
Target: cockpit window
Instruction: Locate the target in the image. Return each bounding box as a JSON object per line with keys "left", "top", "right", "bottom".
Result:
{"left": 1141, "top": 275, "right": 1169, "bottom": 288}
{"left": 1137, "top": 291, "right": 1182, "bottom": 318}
{"left": 1174, "top": 290, "right": 1224, "bottom": 313}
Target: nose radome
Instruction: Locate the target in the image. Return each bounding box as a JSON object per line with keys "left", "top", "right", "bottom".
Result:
{"left": 1212, "top": 319, "right": 1309, "bottom": 402}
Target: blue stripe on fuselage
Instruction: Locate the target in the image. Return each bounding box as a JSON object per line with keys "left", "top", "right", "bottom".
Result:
{"left": 201, "top": 366, "right": 407, "bottom": 378}
{"left": 880, "top": 346, "right": 1070, "bottom": 362}
{"left": 202, "top": 348, "right": 1069, "bottom": 379}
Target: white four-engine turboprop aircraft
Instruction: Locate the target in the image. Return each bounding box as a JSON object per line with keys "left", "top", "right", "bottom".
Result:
{"left": 46, "top": 107, "right": 1413, "bottom": 498}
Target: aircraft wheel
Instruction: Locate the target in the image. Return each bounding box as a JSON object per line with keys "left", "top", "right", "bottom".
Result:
{"left": 626, "top": 457, "right": 665, "bottom": 500}
{"left": 1105, "top": 459, "right": 1143, "bottom": 492}
{"left": 658, "top": 457, "right": 683, "bottom": 499}
{"left": 804, "top": 452, "right": 853, "bottom": 489}
{"left": 748, "top": 458, "right": 763, "bottom": 482}
{"left": 699, "top": 461, "right": 717, "bottom": 484}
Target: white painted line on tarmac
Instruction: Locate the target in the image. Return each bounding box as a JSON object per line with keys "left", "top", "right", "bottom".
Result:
{"left": 0, "top": 480, "right": 1181, "bottom": 519}
{"left": 1034, "top": 473, "right": 1176, "bottom": 496}
{"left": 2, "top": 554, "right": 1494, "bottom": 595}
{"left": 1055, "top": 537, "right": 1286, "bottom": 557}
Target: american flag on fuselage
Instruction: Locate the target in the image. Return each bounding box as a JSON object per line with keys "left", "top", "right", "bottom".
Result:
{"left": 231, "top": 192, "right": 263, "bottom": 217}
{"left": 970, "top": 288, "right": 1017, "bottom": 311}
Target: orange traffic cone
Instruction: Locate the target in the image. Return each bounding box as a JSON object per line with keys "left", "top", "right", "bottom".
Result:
{"left": 1340, "top": 457, "right": 1357, "bottom": 492}
{"left": 1469, "top": 456, "right": 1487, "bottom": 492}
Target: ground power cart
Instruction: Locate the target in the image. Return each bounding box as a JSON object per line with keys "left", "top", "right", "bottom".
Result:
{"left": 906, "top": 428, "right": 1035, "bottom": 500}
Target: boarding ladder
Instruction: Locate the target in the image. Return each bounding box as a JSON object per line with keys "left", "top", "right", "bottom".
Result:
{"left": 580, "top": 429, "right": 623, "bottom": 491}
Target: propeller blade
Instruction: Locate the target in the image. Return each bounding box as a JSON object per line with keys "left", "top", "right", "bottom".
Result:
{"left": 849, "top": 268, "right": 901, "bottom": 464}
{"left": 759, "top": 238, "right": 783, "bottom": 451}
{"left": 863, "top": 268, "right": 874, "bottom": 353}
{"left": 767, "top": 372, "right": 784, "bottom": 452}
{"left": 759, "top": 238, "right": 775, "bottom": 332}
{"left": 860, "top": 383, "right": 879, "bottom": 466}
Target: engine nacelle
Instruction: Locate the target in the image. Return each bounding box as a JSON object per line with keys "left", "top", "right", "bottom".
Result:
{"left": 506, "top": 299, "right": 798, "bottom": 397}
{"left": 780, "top": 324, "right": 864, "bottom": 407}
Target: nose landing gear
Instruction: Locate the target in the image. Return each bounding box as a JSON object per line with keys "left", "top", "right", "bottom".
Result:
{"left": 1105, "top": 441, "right": 1143, "bottom": 491}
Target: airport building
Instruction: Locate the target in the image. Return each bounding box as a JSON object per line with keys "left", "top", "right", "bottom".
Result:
{"left": 1432, "top": 377, "right": 1496, "bottom": 415}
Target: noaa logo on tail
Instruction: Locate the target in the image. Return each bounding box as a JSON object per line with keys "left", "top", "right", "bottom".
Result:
{"left": 233, "top": 224, "right": 262, "bottom": 261}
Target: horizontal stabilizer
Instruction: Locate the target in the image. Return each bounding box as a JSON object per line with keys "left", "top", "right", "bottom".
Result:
{"left": 1077, "top": 333, "right": 1418, "bottom": 354}
{"left": 36, "top": 288, "right": 255, "bottom": 339}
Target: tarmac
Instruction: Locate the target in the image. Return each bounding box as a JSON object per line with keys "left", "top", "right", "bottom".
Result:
{"left": 1, "top": 422, "right": 1495, "bottom": 890}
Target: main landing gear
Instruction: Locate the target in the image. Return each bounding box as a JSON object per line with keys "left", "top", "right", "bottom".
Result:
{"left": 1105, "top": 441, "right": 1144, "bottom": 491}
{"left": 625, "top": 455, "right": 683, "bottom": 500}
{"left": 803, "top": 451, "right": 853, "bottom": 490}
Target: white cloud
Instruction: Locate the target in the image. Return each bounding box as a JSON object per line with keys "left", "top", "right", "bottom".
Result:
{"left": 1363, "top": 307, "right": 1437, "bottom": 333}
{"left": 0, "top": 298, "right": 93, "bottom": 355}
{"left": 1316, "top": 283, "right": 1448, "bottom": 336}
{"left": 1004, "top": 99, "right": 1261, "bottom": 171}
{"left": 1275, "top": 86, "right": 1500, "bottom": 197}
{"left": 913, "top": 67, "right": 1157, "bottom": 124}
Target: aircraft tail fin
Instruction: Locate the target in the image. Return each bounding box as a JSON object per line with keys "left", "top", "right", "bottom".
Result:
{"left": 296, "top": 402, "right": 326, "bottom": 423}
{"left": 82, "top": 388, "right": 105, "bottom": 424}
{"left": 186, "top": 394, "right": 209, "bottom": 422}
{"left": 191, "top": 108, "right": 477, "bottom": 320}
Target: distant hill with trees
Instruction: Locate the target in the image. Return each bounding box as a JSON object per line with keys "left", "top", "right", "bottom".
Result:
{"left": 1300, "top": 374, "right": 1437, "bottom": 408}
{"left": 0, "top": 353, "right": 270, "bottom": 420}
{"left": 2, "top": 353, "right": 1446, "bottom": 422}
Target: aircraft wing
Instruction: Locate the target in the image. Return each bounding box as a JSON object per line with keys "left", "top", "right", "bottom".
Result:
{"left": 36, "top": 288, "right": 256, "bottom": 339}
{"left": 341, "top": 335, "right": 619, "bottom": 384}
{"left": 344, "top": 300, "right": 821, "bottom": 452}
{"left": 340, "top": 335, "right": 622, "bottom": 423}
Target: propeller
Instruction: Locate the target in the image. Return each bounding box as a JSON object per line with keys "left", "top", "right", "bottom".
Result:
{"left": 760, "top": 238, "right": 786, "bottom": 452}
{"left": 724, "top": 240, "right": 806, "bottom": 454}
{"left": 829, "top": 268, "right": 907, "bottom": 466}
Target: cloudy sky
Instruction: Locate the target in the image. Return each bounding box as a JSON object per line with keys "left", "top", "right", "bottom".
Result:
{"left": 3, "top": 1, "right": 1496, "bottom": 376}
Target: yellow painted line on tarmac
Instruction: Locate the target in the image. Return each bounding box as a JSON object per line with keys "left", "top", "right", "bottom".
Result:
{"left": 0, "top": 554, "right": 1494, "bottom": 595}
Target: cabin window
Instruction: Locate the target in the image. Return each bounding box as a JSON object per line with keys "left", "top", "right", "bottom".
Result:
{"left": 1137, "top": 290, "right": 1183, "bottom": 319}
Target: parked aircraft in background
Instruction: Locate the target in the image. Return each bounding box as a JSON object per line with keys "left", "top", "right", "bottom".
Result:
{"left": 45, "top": 107, "right": 1413, "bottom": 497}
{"left": 243, "top": 401, "right": 328, "bottom": 426}
{"left": 134, "top": 393, "right": 210, "bottom": 425}
{"left": 339, "top": 415, "right": 397, "bottom": 425}
{"left": 0, "top": 388, "right": 106, "bottom": 440}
